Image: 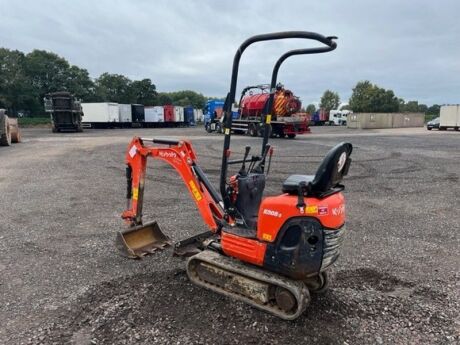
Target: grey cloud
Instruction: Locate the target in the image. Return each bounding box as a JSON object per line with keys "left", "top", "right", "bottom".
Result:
{"left": 1, "top": 0, "right": 459, "bottom": 105}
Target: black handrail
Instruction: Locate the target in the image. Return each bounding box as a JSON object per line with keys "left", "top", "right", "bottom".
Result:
{"left": 259, "top": 43, "right": 337, "bottom": 165}
{"left": 219, "top": 31, "right": 337, "bottom": 211}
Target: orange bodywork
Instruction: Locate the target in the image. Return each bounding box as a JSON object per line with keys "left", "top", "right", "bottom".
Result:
{"left": 122, "top": 137, "right": 224, "bottom": 231}
{"left": 221, "top": 192, "right": 345, "bottom": 265}
{"left": 257, "top": 193, "right": 345, "bottom": 243}
{"left": 221, "top": 232, "right": 267, "bottom": 266}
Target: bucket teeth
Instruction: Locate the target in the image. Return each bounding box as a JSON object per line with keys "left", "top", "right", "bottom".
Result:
{"left": 115, "top": 221, "right": 172, "bottom": 259}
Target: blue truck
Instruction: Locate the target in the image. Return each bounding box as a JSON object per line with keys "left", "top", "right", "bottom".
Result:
{"left": 203, "top": 100, "right": 225, "bottom": 133}
{"left": 203, "top": 100, "right": 241, "bottom": 133}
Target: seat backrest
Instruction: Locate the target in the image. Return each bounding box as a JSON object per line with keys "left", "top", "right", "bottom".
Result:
{"left": 311, "top": 142, "right": 353, "bottom": 196}
{"left": 235, "top": 173, "right": 266, "bottom": 229}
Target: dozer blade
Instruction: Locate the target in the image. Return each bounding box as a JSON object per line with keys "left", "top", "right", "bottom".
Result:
{"left": 115, "top": 221, "right": 172, "bottom": 259}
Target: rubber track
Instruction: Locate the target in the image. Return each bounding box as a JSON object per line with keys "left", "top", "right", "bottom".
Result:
{"left": 186, "top": 250, "right": 310, "bottom": 320}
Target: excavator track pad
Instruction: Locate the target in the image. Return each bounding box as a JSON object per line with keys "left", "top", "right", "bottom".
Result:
{"left": 187, "top": 250, "right": 310, "bottom": 320}
{"left": 116, "top": 221, "right": 172, "bottom": 259}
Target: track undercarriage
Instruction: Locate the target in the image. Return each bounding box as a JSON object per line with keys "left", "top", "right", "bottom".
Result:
{"left": 187, "top": 250, "right": 311, "bottom": 320}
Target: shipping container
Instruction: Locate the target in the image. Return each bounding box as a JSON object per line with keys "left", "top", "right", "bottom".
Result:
{"left": 118, "top": 104, "right": 132, "bottom": 123}
{"left": 347, "top": 113, "right": 424, "bottom": 129}
{"left": 174, "top": 106, "right": 184, "bottom": 123}
{"left": 184, "top": 106, "right": 195, "bottom": 126}
{"left": 131, "top": 104, "right": 144, "bottom": 124}
{"left": 440, "top": 105, "right": 460, "bottom": 130}
{"left": 163, "top": 105, "right": 174, "bottom": 122}
{"left": 81, "top": 103, "right": 119, "bottom": 128}
{"left": 145, "top": 106, "right": 164, "bottom": 123}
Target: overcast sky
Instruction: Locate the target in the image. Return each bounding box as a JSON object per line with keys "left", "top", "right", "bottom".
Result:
{"left": 1, "top": 0, "right": 459, "bottom": 106}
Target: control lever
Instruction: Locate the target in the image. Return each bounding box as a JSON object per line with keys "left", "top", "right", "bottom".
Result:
{"left": 266, "top": 147, "right": 274, "bottom": 175}
{"left": 253, "top": 144, "right": 271, "bottom": 173}
{"left": 239, "top": 146, "right": 251, "bottom": 176}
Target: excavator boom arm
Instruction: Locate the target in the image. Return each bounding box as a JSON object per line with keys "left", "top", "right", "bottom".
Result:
{"left": 122, "top": 137, "right": 224, "bottom": 232}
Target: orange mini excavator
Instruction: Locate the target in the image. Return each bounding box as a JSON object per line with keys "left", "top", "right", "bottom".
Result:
{"left": 116, "top": 31, "right": 352, "bottom": 320}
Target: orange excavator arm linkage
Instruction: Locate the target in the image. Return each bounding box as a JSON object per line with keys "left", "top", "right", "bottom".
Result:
{"left": 122, "top": 137, "right": 224, "bottom": 232}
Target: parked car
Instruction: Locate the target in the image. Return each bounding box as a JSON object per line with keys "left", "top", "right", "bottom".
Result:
{"left": 427, "top": 117, "right": 440, "bottom": 130}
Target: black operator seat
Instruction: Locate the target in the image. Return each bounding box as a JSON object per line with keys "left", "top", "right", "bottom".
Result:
{"left": 282, "top": 142, "right": 353, "bottom": 198}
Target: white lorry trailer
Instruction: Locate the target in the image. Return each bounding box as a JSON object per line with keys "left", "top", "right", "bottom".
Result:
{"left": 118, "top": 104, "right": 132, "bottom": 125}
{"left": 81, "top": 103, "right": 119, "bottom": 128}
{"left": 329, "top": 110, "right": 351, "bottom": 126}
{"left": 144, "top": 106, "right": 164, "bottom": 126}
{"left": 439, "top": 105, "right": 460, "bottom": 131}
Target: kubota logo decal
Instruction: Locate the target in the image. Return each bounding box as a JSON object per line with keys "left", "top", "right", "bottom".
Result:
{"left": 332, "top": 205, "right": 345, "bottom": 216}
{"left": 159, "top": 151, "right": 177, "bottom": 158}
{"left": 263, "top": 209, "right": 282, "bottom": 218}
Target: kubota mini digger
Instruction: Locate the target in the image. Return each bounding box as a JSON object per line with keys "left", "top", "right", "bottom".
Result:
{"left": 116, "top": 31, "right": 352, "bottom": 320}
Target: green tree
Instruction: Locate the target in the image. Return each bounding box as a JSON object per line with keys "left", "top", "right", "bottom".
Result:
{"left": 320, "top": 90, "right": 340, "bottom": 112}
{"left": 65, "top": 65, "right": 95, "bottom": 101}
{"left": 403, "top": 100, "right": 419, "bottom": 112}
{"left": 305, "top": 103, "right": 316, "bottom": 114}
{"left": 94, "top": 73, "right": 132, "bottom": 103}
{"left": 168, "top": 90, "right": 207, "bottom": 108}
{"left": 157, "top": 92, "right": 173, "bottom": 105}
{"left": 427, "top": 104, "right": 440, "bottom": 115}
{"left": 129, "top": 79, "right": 157, "bottom": 105}
{"left": 417, "top": 103, "right": 428, "bottom": 113}
{"left": 349, "top": 81, "right": 399, "bottom": 113}
{"left": 24, "top": 50, "right": 70, "bottom": 99}
{"left": 0, "top": 48, "right": 38, "bottom": 115}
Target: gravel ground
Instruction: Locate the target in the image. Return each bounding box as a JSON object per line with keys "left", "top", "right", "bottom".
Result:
{"left": 0, "top": 126, "right": 459, "bottom": 345}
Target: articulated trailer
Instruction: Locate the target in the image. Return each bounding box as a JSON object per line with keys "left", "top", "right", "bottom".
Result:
{"left": 230, "top": 115, "right": 309, "bottom": 138}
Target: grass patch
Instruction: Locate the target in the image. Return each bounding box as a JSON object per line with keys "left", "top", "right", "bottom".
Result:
{"left": 18, "top": 117, "right": 51, "bottom": 126}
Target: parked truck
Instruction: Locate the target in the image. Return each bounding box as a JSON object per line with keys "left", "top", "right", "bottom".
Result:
{"left": 0, "top": 109, "right": 21, "bottom": 146}
{"left": 439, "top": 105, "right": 460, "bottom": 131}
{"left": 204, "top": 100, "right": 225, "bottom": 133}
{"left": 310, "top": 109, "right": 328, "bottom": 126}
{"left": 44, "top": 92, "right": 84, "bottom": 132}
{"left": 205, "top": 84, "right": 309, "bottom": 138}
{"left": 328, "top": 110, "right": 351, "bottom": 126}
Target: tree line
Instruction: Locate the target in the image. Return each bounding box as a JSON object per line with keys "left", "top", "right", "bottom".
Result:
{"left": 0, "top": 48, "right": 207, "bottom": 116}
{"left": 306, "top": 81, "right": 441, "bottom": 115}
{"left": 1, "top": 47, "right": 442, "bottom": 117}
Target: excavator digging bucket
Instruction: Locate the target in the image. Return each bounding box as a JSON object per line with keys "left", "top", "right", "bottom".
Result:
{"left": 115, "top": 221, "right": 172, "bottom": 259}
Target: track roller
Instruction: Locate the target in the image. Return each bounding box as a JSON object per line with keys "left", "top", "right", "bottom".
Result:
{"left": 186, "top": 250, "right": 310, "bottom": 320}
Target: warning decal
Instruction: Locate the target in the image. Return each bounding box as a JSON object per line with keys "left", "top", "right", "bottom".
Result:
{"left": 189, "top": 180, "right": 203, "bottom": 201}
